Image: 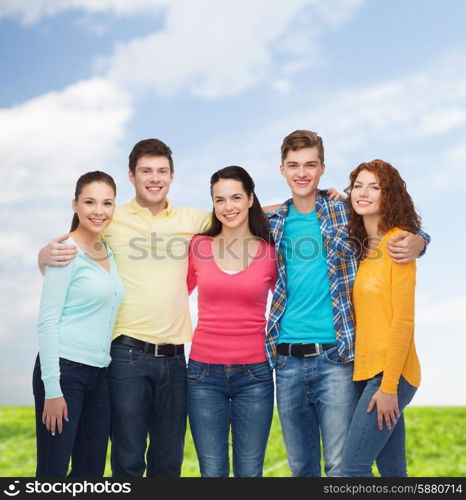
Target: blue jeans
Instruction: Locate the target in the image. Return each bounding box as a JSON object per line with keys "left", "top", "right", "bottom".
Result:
{"left": 276, "top": 346, "right": 358, "bottom": 477}
{"left": 341, "top": 374, "right": 418, "bottom": 477}
{"left": 32, "top": 355, "right": 111, "bottom": 477}
{"left": 187, "top": 359, "right": 274, "bottom": 477}
{"left": 108, "top": 342, "right": 187, "bottom": 477}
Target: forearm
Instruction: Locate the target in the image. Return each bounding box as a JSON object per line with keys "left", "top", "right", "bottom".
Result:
{"left": 416, "top": 230, "right": 431, "bottom": 257}
{"left": 38, "top": 247, "right": 47, "bottom": 275}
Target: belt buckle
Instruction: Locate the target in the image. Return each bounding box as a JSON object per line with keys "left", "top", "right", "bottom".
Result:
{"left": 303, "top": 344, "right": 322, "bottom": 357}
{"left": 153, "top": 344, "right": 165, "bottom": 357}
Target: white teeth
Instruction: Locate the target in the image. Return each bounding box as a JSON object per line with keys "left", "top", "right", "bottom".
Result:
{"left": 147, "top": 186, "right": 161, "bottom": 192}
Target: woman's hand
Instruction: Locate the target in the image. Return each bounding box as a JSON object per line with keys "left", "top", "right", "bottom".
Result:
{"left": 42, "top": 397, "right": 68, "bottom": 436}
{"left": 367, "top": 389, "right": 400, "bottom": 430}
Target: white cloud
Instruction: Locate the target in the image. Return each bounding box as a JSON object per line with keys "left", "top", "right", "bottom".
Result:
{"left": 416, "top": 295, "right": 466, "bottom": 324}
{"left": 101, "top": 0, "right": 364, "bottom": 99}
{"left": 309, "top": 0, "right": 364, "bottom": 27}
{"left": 272, "top": 79, "right": 293, "bottom": 95}
{"left": 0, "top": 77, "right": 132, "bottom": 204}
{"left": 231, "top": 52, "right": 466, "bottom": 190}
{"left": 1, "top": 0, "right": 365, "bottom": 99}
{"left": 104, "top": 0, "right": 306, "bottom": 98}
{"left": 0, "top": 231, "right": 40, "bottom": 267}
{"left": 432, "top": 145, "right": 466, "bottom": 191}
{"left": 415, "top": 107, "right": 466, "bottom": 136}
{"left": 75, "top": 16, "right": 109, "bottom": 36}
{"left": 0, "top": 0, "right": 168, "bottom": 25}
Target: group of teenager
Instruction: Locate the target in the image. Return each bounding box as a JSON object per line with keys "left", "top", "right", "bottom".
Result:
{"left": 35, "top": 130, "right": 429, "bottom": 478}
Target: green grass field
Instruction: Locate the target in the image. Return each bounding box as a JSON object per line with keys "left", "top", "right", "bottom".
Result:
{"left": 1, "top": 406, "right": 464, "bottom": 477}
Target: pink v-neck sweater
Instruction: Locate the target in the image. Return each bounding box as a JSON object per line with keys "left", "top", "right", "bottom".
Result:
{"left": 187, "top": 235, "right": 277, "bottom": 364}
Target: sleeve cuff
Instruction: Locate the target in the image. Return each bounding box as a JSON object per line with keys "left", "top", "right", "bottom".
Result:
{"left": 379, "top": 378, "right": 398, "bottom": 395}
{"left": 43, "top": 377, "right": 63, "bottom": 399}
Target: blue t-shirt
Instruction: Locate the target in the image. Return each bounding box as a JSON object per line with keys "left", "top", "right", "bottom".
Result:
{"left": 278, "top": 205, "right": 335, "bottom": 344}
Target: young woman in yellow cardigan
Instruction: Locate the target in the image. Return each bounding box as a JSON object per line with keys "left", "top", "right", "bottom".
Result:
{"left": 341, "top": 159, "right": 422, "bottom": 477}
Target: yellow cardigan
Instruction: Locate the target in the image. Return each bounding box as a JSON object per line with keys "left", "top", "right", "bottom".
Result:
{"left": 352, "top": 227, "right": 421, "bottom": 394}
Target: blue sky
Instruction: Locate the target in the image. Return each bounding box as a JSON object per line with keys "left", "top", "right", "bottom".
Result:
{"left": 0, "top": 0, "right": 465, "bottom": 405}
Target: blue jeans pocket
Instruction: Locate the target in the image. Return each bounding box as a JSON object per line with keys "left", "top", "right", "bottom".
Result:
{"left": 276, "top": 353, "right": 288, "bottom": 370}
{"left": 187, "top": 360, "right": 207, "bottom": 382}
{"left": 110, "top": 344, "right": 143, "bottom": 366}
{"left": 324, "top": 346, "right": 346, "bottom": 364}
{"left": 247, "top": 362, "right": 273, "bottom": 382}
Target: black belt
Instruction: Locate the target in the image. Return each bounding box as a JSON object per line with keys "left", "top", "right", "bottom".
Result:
{"left": 113, "top": 335, "right": 184, "bottom": 357}
{"left": 277, "top": 342, "right": 337, "bottom": 357}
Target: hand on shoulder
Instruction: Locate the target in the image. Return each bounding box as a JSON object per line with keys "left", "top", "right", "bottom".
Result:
{"left": 38, "top": 234, "right": 77, "bottom": 272}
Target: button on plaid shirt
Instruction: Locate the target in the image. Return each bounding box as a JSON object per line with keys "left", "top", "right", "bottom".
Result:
{"left": 265, "top": 190, "right": 429, "bottom": 369}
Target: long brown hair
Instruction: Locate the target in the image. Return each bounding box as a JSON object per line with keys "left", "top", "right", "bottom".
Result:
{"left": 345, "top": 159, "right": 421, "bottom": 258}
{"left": 70, "top": 171, "right": 116, "bottom": 232}
{"left": 204, "top": 166, "right": 273, "bottom": 244}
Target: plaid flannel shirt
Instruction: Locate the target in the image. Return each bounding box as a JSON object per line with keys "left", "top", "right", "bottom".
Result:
{"left": 265, "top": 190, "right": 430, "bottom": 369}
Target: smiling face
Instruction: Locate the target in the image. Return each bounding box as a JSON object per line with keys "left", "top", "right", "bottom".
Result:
{"left": 350, "top": 169, "right": 382, "bottom": 216}
{"left": 280, "top": 147, "right": 325, "bottom": 200}
{"left": 72, "top": 181, "right": 115, "bottom": 234}
{"left": 212, "top": 178, "right": 253, "bottom": 232}
{"left": 128, "top": 155, "right": 173, "bottom": 212}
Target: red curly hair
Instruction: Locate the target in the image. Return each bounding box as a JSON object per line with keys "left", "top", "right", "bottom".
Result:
{"left": 345, "top": 159, "right": 422, "bottom": 259}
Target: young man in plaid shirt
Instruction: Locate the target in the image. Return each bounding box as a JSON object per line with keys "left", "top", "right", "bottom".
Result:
{"left": 264, "top": 130, "right": 429, "bottom": 477}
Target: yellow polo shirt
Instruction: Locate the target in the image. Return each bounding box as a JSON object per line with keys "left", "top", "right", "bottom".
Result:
{"left": 102, "top": 198, "right": 211, "bottom": 344}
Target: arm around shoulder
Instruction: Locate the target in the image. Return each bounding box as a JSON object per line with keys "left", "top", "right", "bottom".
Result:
{"left": 38, "top": 234, "right": 78, "bottom": 275}
{"left": 387, "top": 230, "right": 430, "bottom": 264}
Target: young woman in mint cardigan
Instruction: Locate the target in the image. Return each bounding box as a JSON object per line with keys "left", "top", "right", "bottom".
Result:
{"left": 33, "top": 171, "right": 125, "bottom": 477}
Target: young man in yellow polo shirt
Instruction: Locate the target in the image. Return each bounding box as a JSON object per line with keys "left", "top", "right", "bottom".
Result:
{"left": 39, "top": 139, "right": 211, "bottom": 477}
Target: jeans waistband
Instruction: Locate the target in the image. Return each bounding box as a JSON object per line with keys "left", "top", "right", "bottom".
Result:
{"left": 277, "top": 342, "right": 337, "bottom": 357}
{"left": 112, "top": 335, "right": 184, "bottom": 357}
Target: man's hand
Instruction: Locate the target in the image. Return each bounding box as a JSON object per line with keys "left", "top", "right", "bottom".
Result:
{"left": 387, "top": 231, "right": 425, "bottom": 264}
{"left": 38, "top": 234, "right": 77, "bottom": 274}
{"left": 262, "top": 203, "right": 281, "bottom": 212}
{"left": 42, "top": 396, "right": 68, "bottom": 436}
{"left": 367, "top": 389, "right": 400, "bottom": 431}
{"left": 327, "top": 187, "right": 345, "bottom": 202}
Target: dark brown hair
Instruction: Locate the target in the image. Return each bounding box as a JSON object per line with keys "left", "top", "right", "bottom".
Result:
{"left": 281, "top": 130, "right": 325, "bottom": 164}
{"left": 345, "top": 159, "right": 422, "bottom": 258}
{"left": 204, "top": 166, "right": 273, "bottom": 244}
{"left": 70, "top": 171, "right": 116, "bottom": 232}
{"left": 128, "top": 138, "right": 174, "bottom": 174}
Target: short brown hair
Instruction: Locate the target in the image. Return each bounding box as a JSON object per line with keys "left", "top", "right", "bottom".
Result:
{"left": 281, "top": 130, "right": 324, "bottom": 164}
{"left": 129, "top": 138, "right": 174, "bottom": 174}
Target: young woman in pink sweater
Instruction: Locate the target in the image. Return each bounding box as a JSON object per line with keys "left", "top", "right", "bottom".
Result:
{"left": 187, "top": 166, "right": 277, "bottom": 477}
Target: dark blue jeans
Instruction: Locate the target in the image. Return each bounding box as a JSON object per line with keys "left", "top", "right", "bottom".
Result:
{"left": 187, "top": 360, "right": 274, "bottom": 477}
{"left": 108, "top": 343, "right": 187, "bottom": 477}
{"left": 341, "top": 374, "right": 418, "bottom": 477}
{"left": 33, "top": 355, "right": 111, "bottom": 477}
